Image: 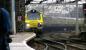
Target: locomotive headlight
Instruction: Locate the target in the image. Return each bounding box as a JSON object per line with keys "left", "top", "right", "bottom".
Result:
{"left": 39, "top": 23, "right": 42, "bottom": 25}
{"left": 26, "top": 24, "right": 30, "bottom": 27}
{"left": 26, "top": 24, "right": 30, "bottom": 29}
{"left": 38, "top": 23, "right": 42, "bottom": 27}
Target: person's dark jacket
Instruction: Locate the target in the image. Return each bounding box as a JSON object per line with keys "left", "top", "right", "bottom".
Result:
{"left": 0, "top": 8, "right": 12, "bottom": 34}
{"left": 0, "top": 8, "right": 12, "bottom": 43}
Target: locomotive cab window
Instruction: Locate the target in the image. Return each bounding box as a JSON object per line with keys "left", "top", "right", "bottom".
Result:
{"left": 27, "top": 12, "right": 40, "bottom": 20}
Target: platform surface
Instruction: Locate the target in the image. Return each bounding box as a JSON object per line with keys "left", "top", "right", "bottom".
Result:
{"left": 9, "top": 32, "right": 36, "bottom": 50}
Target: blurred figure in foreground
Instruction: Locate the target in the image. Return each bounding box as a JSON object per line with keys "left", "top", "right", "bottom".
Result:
{"left": 0, "top": 1, "right": 12, "bottom": 50}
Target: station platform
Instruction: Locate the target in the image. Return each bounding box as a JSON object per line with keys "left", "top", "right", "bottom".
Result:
{"left": 9, "top": 32, "right": 36, "bottom": 50}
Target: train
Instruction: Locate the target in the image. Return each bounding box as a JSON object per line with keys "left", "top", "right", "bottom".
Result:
{"left": 25, "top": 9, "right": 44, "bottom": 32}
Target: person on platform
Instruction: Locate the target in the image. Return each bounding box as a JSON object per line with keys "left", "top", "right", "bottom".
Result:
{"left": 0, "top": 2, "right": 12, "bottom": 50}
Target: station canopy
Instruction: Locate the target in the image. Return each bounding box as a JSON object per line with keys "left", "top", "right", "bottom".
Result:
{"left": 25, "top": 0, "right": 86, "bottom": 4}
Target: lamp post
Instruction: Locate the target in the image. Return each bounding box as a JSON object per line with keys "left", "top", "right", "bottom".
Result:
{"left": 75, "top": 0, "right": 79, "bottom": 35}
{"left": 11, "top": 0, "right": 16, "bottom": 34}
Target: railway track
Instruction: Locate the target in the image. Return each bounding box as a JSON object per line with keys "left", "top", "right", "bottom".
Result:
{"left": 27, "top": 38, "right": 66, "bottom": 50}
{"left": 27, "top": 37, "right": 86, "bottom": 50}
{"left": 67, "top": 43, "right": 86, "bottom": 50}
{"left": 27, "top": 26, "right": 86, "bottom": 50}
{"left": 66, "top": 38, "right": 86, "bottom": 50}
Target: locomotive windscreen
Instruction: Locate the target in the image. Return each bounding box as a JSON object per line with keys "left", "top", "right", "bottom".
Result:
{"left": 27, "top": 12, "right": 40, "bottom": 20}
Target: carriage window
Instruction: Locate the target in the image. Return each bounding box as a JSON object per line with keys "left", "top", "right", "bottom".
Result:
{"left": 27, "top": 12, "right": 40, "bottom": 20}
